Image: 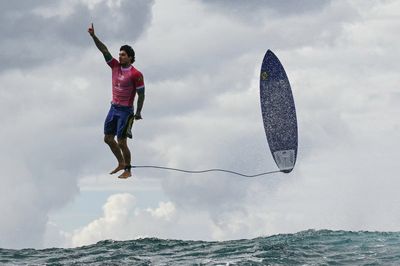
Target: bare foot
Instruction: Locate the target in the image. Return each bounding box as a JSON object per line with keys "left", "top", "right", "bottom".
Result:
{"left": 110, "top": 164, "right": 124, "bottom": 175}
{"left": 118, "top": 170, "right": 132, "bottom": 179}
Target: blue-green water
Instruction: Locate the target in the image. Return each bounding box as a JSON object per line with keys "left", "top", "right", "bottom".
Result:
{"left": 1, "top": 230, "right": 400, "bottom": 265}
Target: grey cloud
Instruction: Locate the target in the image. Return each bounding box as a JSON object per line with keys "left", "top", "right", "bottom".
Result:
{"left": 0, "top": 0, "right": 155, "bottom": 248}
{"left": 0, "top": 65, "right": 114, "bottom": 247}
{"left": 135, "top": 1, "right": 400, "bottom": 240}
{"left": 2, "top": 0, "right": 400, "bottom": 248}
{"left": 200, "top": 0, "right": 332, "bottom": 21}
{"left": 141, "top": 1, "right": 358, "bottom": 86}
{"left": 0, "top": 0, "right": 154, "bottom": 72}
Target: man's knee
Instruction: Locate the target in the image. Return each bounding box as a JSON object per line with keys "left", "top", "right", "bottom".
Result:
{"left": 104, "top": 135, "right": 115, "bottom": 144}
{"left": 117, "top": 138, "right": 127, "bottom": 149}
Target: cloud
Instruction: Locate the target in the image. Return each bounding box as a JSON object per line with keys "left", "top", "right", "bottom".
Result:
{"left": 69, "top": 193, "right": 178, "bottom": 247}
{"left": 133, "top": 0, "right": 400, "bottom": 240}
{"left": 0, "top": 0, "right": 154, "bottom": 72}
{"left": 66, "top": 192, "right": 261, "bottom": 247}
{"left": 0, "top": 0, "right": 154, "bottom": 248}
{"left": 2, "top": 0, "right": 400, "bottom": 249}
{"left": 200, "top": 0, "right": 332, "bottom": 18}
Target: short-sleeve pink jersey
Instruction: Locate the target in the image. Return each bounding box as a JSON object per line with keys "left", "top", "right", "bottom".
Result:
{"left": 107, "top": 58, "right": 145, "bottom": 107}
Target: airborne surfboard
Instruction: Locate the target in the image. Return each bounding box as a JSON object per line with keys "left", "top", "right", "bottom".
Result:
{"left": 260, "top": 50, "right": 298, "bottom": 173}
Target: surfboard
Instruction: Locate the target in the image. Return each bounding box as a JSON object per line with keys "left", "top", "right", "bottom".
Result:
{"left": 260, "top": 50, "right": 298, "bottom": 173}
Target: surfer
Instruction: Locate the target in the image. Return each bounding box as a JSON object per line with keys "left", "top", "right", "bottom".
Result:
{"left": 88, "top": 23, "right": 145, "bottom": 179}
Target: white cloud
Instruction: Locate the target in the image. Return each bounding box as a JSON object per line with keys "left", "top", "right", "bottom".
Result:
{"left": 64, "top": 192, "right": 265, "bottom": 247}
{"left": 0, "top": 0, "right": 154, "bottom": 249}
{"left": 69, "top": 193, "right": 178, "bottom": 247}
{"left": 147, "top": 201, "right": 176, "bottom": 221}
{"left": 2, "top": 0, "right": 400, "bottom": 249}
{"left": 137, "top": 0, "right": 400, "bottom": 239}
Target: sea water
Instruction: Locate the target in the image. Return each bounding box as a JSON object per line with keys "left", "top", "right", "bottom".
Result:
{"left": 1, "top": 229, "right": 400, "bottom": 265}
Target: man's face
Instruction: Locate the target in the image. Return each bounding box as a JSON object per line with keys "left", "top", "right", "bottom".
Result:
{"left": 119, "top": 50, "right": 131, "bottom": 65}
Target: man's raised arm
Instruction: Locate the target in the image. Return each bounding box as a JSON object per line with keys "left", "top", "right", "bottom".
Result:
{"left": 88, "top": 23, "right": 112, "bottom": 62}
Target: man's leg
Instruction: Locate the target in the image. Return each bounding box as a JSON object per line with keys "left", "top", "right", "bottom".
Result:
{"left": 104, "top": 134, "right": 125, "bottom": 174}
{"left": 117, "top": 137, "right": 132, "bottom": 179}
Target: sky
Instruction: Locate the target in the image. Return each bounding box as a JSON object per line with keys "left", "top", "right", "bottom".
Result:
{"left": 0, "top": 0, "right": 399, "bottom": 249}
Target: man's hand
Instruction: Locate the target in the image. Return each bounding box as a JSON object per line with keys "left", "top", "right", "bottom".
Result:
{"left": 88, "top": 23, "right": 95, "bottom": 37}
{"left": 134, "top": 113, "right": 142, "bottom": 120}
{"left": 88, "top": 23, "right": 110, "bottom": 56}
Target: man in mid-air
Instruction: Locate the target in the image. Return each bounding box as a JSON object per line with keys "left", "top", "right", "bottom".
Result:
{"left": 88, "top": 23, "right": 145, "bottom": 179}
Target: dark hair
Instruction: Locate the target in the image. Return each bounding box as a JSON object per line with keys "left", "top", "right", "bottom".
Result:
{"left": 120, "top": 45, "right": 135, "bottom": 63}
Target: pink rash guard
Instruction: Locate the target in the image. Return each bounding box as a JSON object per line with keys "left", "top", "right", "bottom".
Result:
{"left": 107, "top": 58, "right": 145, "bottom": 107}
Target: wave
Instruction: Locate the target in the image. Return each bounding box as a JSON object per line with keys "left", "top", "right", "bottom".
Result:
{"left": 1, "top": 229, "right": 400, "bottom": 265}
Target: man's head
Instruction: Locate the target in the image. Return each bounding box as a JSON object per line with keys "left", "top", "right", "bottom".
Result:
{"left": 119, "top": 45, "right": 135, "bottom": 65}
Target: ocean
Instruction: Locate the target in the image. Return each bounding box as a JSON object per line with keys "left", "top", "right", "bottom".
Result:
{"left": 1, "top": 229, "right": 400, "bottom": 265}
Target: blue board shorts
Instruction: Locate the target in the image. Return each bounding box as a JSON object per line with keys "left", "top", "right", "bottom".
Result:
{"left": 104, "top": 104, "right": 134, "bottom": 139}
